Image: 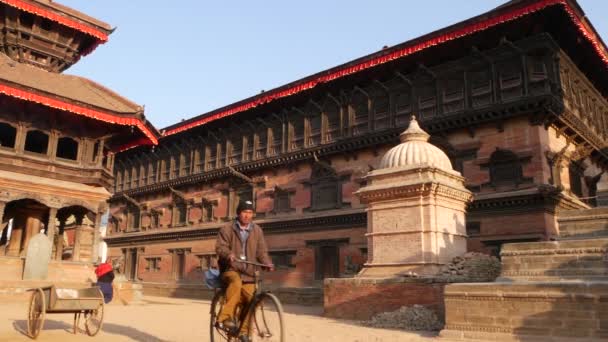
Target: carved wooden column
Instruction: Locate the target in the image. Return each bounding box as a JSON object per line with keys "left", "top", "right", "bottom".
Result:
{"left": 0, "top": 201, "right": 5, "bottom": 229}
{"left": 54, "top": 212, "right": 68, "bottom": 260}
{"left": 14, "top": 123, "right": 26, "bottom": 154}
{"left": 46, "top": 208, "right": 58, "bottom": 246}
{"left": 92, "top": 210, "right": 103, "bottom": 262}
{"left": 71, "top": 211, "right": 85, "bottom": 262}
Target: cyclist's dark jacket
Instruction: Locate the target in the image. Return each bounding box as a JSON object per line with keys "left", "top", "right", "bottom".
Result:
{"left": 215, "top": 220, "right": 271, "bottom": 282}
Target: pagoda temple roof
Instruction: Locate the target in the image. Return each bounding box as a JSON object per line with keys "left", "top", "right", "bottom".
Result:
{"left": 0, "top": 0, "right": 111, "bottom": 42}
{"left": 0, "top": 53, "right": 159, "bottom": 147}
{"left": 162, "top": 0, "right": 608, "bottom": 137}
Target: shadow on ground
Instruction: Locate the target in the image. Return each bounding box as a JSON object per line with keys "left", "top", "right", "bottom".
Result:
{"left": 13, "top": 319, "right": 167, "bottom": 342}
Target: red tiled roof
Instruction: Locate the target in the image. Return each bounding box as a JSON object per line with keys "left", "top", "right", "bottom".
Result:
{"left": 163, "top": 0, "right": 608, "bottom": 137}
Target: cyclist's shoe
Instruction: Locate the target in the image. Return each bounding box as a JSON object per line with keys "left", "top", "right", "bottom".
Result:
{"left": 216, "top": 319, "right": 236, "bottom": 332}
{"left": 237, "top": 335, "right": 251, "bottom": 342}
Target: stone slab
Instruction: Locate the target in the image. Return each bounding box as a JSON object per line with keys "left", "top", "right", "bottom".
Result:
{"left": 22, "top": 232, "right": 51, "bottom": 280}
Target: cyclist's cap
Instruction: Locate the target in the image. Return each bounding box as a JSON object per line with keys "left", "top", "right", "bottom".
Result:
{"left": 236, "top": 200, "right": 254, "bottom": 214}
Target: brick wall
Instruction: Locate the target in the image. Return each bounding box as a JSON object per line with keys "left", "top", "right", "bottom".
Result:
{"left": 324, "top": 277, "right": 446, "bottom": 321}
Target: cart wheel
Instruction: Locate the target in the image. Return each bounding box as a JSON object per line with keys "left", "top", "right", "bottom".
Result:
{"left": 84, "top": 290, "right": 105, "bottom": 336}
{"left": 27, "top": 288, "right": 46, "bottom": 339}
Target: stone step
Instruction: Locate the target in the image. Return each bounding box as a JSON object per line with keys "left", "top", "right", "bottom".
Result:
{"left": 440, "top": 281, "right": 608, "bottom": 341}
{"left": 558, "top": 207, "right": 608, "bottom": 239}
{"left": 498, "top": 238, "right": 608, "bottom": 281}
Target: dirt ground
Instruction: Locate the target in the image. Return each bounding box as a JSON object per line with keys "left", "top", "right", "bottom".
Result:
{"left": 0, "top": 296, "right": 439, "bottom": 342}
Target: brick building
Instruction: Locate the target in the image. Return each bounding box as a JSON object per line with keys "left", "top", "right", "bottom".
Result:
{"left": 106, "top": 0, "right": 608, "bottom": 290}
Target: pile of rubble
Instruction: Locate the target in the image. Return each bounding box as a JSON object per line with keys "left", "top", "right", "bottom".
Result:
{"left": 365, "top": 305, "right": 443, "bottom": 331}
{"left": 438, "top": 252, "right": 501, "bottom": 282}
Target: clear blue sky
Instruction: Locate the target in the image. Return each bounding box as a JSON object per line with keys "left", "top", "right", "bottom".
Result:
{"left": 60, "top": 0, "right": 607, "bottom": 130}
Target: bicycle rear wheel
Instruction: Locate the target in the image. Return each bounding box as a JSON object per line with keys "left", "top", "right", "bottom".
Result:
{"left": 210, "top": 290, "right": 233, "bottom": 342}
{"left": 251, "top": 292, "right": 284, "bottom": 342}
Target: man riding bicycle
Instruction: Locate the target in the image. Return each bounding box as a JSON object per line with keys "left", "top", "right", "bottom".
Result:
{"left": 215, "top": 200, "right": 274, "bottom": 342}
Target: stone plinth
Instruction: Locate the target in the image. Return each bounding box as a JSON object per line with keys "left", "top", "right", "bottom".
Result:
{"left": 499, "top": 238, "right": 608, "bottom": 281}
{"left": 113, "top": 276, "right": 144, "bottom": 305}
{"left": 441, "top": 237, "right": 608, "bottom": 341}
{"left": 440, "top": 282, "right": 608, "bottom": 341}
{"left": 324, "top": 277, "right": 446, "bottom": 320}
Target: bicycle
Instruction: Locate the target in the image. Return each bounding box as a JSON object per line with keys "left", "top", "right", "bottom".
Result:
{"left": 209, "top": 260, "right": 285, "bottom": 342}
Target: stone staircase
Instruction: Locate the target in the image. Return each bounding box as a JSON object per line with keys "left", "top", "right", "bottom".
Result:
{"left": 440, "top": 209, "right": 608, "bottom": 341}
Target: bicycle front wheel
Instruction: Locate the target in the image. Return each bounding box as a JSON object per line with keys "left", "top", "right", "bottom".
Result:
{"left": 251, "top": 292, "right": 285, "bottom": 342}
{"left": 210, "top": 290, "right": 232, "bottom": 342}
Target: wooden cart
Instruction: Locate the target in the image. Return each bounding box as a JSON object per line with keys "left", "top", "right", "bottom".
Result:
{"left": 27, "top": 285, "right": 104, "bottom": 339}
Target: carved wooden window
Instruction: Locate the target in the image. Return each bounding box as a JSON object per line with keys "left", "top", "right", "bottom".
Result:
{"left": 206, "top": 145, "right": 216, "bottom": 170}
{"left": 229, "top": 136, "right": 242, "bottom": 165}
{"left": 218, "top": 142, "right": 226, "bottom": 168}
{"left": 569, "top": 164, "right": 583, "bottom": 198}
{"left": 161, "top": 156, "right": 170, "bottom": 181}
{"left": 442, "top": 76, "right": 465, "bottom": 114}
{"left": 131, "top": 167, "right": 138, "bottom": 189}
{"left": 269, "top": 122, "right": 282, "bottom": 156}
{"left": 323, "top": 100, "right": 341, "bottom": 142}
{"left": 351, "top": 91, "right": 369, "bottom": 136}
{"left": 194, "top": 146, "right": 204, "bottom": 172}
{"left": 417, "top": 83, "right": 437, "bottom": 119}
{"left": 373, "top": 90, "right": 390, "bottom": 131}
{"left": 170, "top": 155, "right": 180, "bottom": 179}
{"left": 0, "top": 122, "right": 16, "bottom": 148}
{"left": 498, "top": 59, "right": 523, "bottom": 101}
{"left": 255, "top": 128, "right": 268, "bottom": 160}
{"left": 145, "top": 257, "right": 161, "bottom": 272}
{"left": 180, "top": 152, "right": 190, "bottom": 176}
{"left": 148, "top": 161, "right": 157, "bottom": 185}
{"left": 489, "top": 149, "right": 524, "bottom": 185}
{"left": 469, "top": 68, "right": 493, "bottom": 108}
{"left": 24, "top": 130, "right": 49, "bottom": 154}
{"left": 466, "top": 221, "right": 481, "bottom": 236}
{"left": 393, "top": 86, "right": 412, "bottom": 127}
{"left": 202, "top": 201, "right": 214, "bottom": 222}
{"left": 274, "top": 188, "right": 291, "bottom": 213}
{"left": 123, "top": 168, "right": 130, "bottom": 190}
{"left": 56, "top": 137, "right": 78, "bottom": 160}
{"left": 527, "top": 55, "right": 549, "bottom": 95}
{"left": 173, "top": 201, "right": 188, "bottom": 227}
{"left": 310, "top": 164, "right": 342, "bottom": 211}
{"left": 126, "top": 205, "right": 140, "bottom": 231}
{"left": 115, "top": 170, "right": 123, "bottom": 192}
{"left": 243, "top": 134, "right": 252, "bottom": 162}
{"left": 270, "top": 250, "right": 296, "bottom": 269}
{"left": 289, "top": 115, "right": 304, "bottom": 151}
{"left": 307, "top": 112, "right": 322, "bottom": 147}
{"left": 151, "top": 211, "right": 160, "bottom": 228}
{"left": 138, "top": 164, "right": 146, "bottom": 186}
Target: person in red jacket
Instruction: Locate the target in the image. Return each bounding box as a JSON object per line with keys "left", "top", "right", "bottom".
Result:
{"left": 95, "top": 262, "right": 115, "bottom": 304}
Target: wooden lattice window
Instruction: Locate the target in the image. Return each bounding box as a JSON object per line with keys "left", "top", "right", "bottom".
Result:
{"left": 273, "top": 188, "right": 292, "bottom": 213}
{"left": 527, "top": 54, "right": 549, "bottom": 95}
{"left": 126, "top": 205, "right": 140, "bottom": 231}
{"left": 173, "top": 201, "right": 188, "bottom": 227}
{"left": 180, "top": 152, "right": 190, "bottom": 176}
{"left": 498, "top": 58, "right": 523, "bottom": 101}
{"left": 255, "top": 128, "right": 268, "bottom": 160}
{"left": 269, "top": 123, "right": 282, "bottom": 156}
{"left": 394, "top": 86, "right": 412, "bottom": 128}
{"left": 442, "top": 76, "right": 465, "bottom": 114}
{"left": 417, "top": 82, "right": 437, "bottom": 119}
{"left": 310, "top": 163, "right": 342, "bottom": 211}
{"left": 161, "top": 156, "right": 171, "bottom": 181}
{"left": 469, "top": 67, "right": 493, "bottom": 108}
{"left": 488, "top": 149, "right": 524, "bottom": 185}
{"left": 373, "top": 90, "right": 390, "bottom": 131}
{"left": 0, "top": 122, "right": 17, "bottom": 148}
{"left": 229, "top": 136, "right": 243, "bottom": 165}
{"left": 270, "top": 251, "right": 296, "bottom": 269}
{"left": 307, "top": 112, "right": 322, "bottom": 147}
{"left": 206, "top": 145, "right": 216, "bottom": 170}
{"left": 351, "top": 90, "right": 369, "bottom": 136}
{"left": 148, "top": 161, "right": 157, "bottom": 185}
{"left": 289, "top": 116, "right": 304, "bottom": 151}
{"left": 323, "top": 99, "right": 341, "bottom": 142}
{"left": 145, "top": 257, "right": 161, "bottom": 272}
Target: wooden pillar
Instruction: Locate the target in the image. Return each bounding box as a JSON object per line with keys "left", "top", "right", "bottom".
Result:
{"left": 46, "top": 208, "right": 57, "bottom": 247}
{"left": 15, "top": 124, "right": 26, "bottom": 154}
{"left": 92, "top": 211, "right": 102, "bottom": 262}
{"left": 71, "top": 211, "right": 85, "bottom": 262}
{"left": 54, "top": 213, "right": 67, "bottom": 260}
{"left": 0, "top": 201, "right": 5, "bottom": 228}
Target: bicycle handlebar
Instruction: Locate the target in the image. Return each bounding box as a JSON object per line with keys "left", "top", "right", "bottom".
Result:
{"left": 233, "top": 259, "right": 271, "bottom": 268}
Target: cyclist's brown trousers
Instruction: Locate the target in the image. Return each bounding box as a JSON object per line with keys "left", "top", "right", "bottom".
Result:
{"left": 218, "top": 271, "right": 256, "bottom": 335}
